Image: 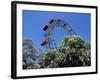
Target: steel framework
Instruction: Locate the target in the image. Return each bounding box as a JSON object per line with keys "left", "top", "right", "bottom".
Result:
{"left": 41, "top": 18, "right": 77, "bottom": 50}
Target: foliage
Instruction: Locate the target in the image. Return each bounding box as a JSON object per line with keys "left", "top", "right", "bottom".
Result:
{"left": 43, "top": 36, "right": 91, "bottom": 68}
{"left": 23, "top": 36, "right": 91, "bottom": 69}
{"left": 22, "top": 38, "right": 40, "bottom": 69}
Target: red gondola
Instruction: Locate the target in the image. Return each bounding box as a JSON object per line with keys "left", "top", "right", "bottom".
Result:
{"left": 43, "top": 25, "right": 48, "bottom": 31}
{"left": 41, "top": 39, "right": 48, "bottom": 46}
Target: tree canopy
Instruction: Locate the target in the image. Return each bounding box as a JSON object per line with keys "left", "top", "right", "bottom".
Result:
{"left": 23, "top": 36, "right": 91, "bottom": 69}
{"left": 42, "top": 36, "right": 91, "bottom": 68}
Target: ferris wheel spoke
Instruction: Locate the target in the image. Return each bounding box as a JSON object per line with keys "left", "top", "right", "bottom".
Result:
{"left": 41, "top": 18, "right": 77, "bottom": 50}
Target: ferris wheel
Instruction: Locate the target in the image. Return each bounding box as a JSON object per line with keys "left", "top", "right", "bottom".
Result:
{"left": 41, "top": 18, "right": 77, "bottom": 50}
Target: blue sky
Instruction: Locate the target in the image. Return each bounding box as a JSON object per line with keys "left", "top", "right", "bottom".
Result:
{"left": 23, "top": 10, "right": 91, "bottom": 49}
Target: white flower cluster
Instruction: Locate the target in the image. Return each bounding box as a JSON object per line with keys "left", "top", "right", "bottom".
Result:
{"left": 23, "top": 38, "right": 41, "bottom": 69}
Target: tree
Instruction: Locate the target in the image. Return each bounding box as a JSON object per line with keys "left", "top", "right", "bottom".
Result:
{"left": 22, "top": 38, "right": 41, "bottom": 69}
{"left": 42, "top": 50, "right": 58, "bottom": 68}
{"left": 58, "top": 35, "right": 91, "bottom": 67}
{"left": 43, "top": 36, "right": 91, "bottom": 68}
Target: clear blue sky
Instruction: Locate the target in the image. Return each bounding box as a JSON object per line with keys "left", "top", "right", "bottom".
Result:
{"left": 23, "top": 10, "right": 91, "bottom": 49}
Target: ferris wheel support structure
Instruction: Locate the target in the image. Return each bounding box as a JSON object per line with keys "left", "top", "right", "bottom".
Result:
{"left": 41, "top": 18, "right": 77, "bottom": 50}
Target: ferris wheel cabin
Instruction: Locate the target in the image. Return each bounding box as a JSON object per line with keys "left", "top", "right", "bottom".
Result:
{"left": 41, "top": 39, "right": 48, "bottom": 46}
